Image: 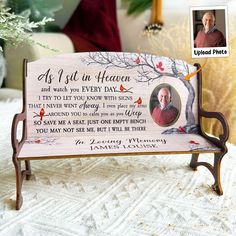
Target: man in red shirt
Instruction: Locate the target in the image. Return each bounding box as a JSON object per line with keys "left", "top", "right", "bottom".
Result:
{"left": 194, "top": 11, "right": 226, "bottom": 48}
{"left": 151, "top": 87, "right": 179, "bottom": 126}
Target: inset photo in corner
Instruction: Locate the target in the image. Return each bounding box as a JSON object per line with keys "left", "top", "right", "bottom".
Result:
{"left": 190, "top": 6, "right": 229, "bottom": 58}
{"left": 150, "top": 84, "right": 181, "bottom": 127}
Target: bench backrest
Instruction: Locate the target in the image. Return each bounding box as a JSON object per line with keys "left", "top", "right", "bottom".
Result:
{"left": 25, "top": 52, "right": 199, "bottom": 138}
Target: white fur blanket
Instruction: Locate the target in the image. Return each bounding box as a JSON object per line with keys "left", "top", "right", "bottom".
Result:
{"left": 0, "top": 98, "right": 236, "bottom": 236}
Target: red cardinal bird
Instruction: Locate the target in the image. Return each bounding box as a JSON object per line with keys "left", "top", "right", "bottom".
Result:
{"left": 156, "top": 61, "right": 164, "bottom": 71}
{"left": 120, "top": 84, "right": 125, "bottom": 92}
{"left": 39, "top": 108, "right": 45, "bottom": 121}
{"left": 134, "top": 97, "right": 142, "bottom": 105}
{"left": 34, "top": 139, "right": 41, "bottom": 144}
{"left": 189, "top": 140, "right": 199, "bottom": 145}
{"left": 135, "top": 56, "right": 140, "bottom": 64}
{"left": 178, "top": 126, "right": 185, "bottom": 133}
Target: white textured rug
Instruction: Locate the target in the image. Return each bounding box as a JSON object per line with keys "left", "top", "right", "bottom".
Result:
{"left": 0, "top": 98, "right": 236, "bottom": 236}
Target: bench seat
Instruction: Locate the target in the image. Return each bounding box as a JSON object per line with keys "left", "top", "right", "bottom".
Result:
{"left": 18, "top": 134, "right": 220, "bottom": 159}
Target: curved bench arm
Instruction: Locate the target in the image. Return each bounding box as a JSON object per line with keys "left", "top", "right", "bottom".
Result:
{"left": 11, "top": 112, "right": 27, "bottom": 155}
{"left": 199, "top": 109, "right": 229, "bottom": 149}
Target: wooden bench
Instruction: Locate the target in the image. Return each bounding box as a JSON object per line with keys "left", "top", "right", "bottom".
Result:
{"left": 12, "top": 52, "right": 229, "bottom": 210}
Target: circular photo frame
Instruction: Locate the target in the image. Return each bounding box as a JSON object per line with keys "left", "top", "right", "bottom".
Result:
{"left": 150, "top": 83, "right": 181, "bottom": 127}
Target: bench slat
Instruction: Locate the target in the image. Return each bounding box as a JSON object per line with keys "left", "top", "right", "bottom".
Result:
{"left": 18, "top": 134, "right": 220, "bottom": 159}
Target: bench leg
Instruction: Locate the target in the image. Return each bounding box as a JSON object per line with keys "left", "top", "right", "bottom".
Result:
{"left": 190, "top": 153, "right": 199, "bottom": 170}
{"left": 25, "top": 160, "right": 35, "bottom": 180}
{"left": 189, "top": 152, "right": 225, "bottom": 195}
{"left": 13, "top": 159, "right": 35, "bottom": 210}
{"left": 13, "top": 159, "right": 23, "bottom": 210}
{"left": 211, "top": 153, "right": 223, "bottom": 195}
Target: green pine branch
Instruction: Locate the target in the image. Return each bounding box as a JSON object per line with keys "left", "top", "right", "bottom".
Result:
{"left": 0, "top": 7, "right": 53, "bottom": 51}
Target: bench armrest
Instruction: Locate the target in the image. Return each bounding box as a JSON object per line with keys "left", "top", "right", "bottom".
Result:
{"left": 11, "top": 112, "right": 27, "bottom": 154}
{"left": 199, "top": 109, "right": 229, "bottom": 148}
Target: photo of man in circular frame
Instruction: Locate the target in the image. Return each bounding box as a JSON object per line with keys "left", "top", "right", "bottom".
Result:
{"left": 150, "top": 84, "right": 181, "bottom": 127}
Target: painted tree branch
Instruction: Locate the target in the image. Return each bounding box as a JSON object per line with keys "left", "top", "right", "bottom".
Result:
{"left": 84, "top": 52, "right": 196, "bottom": 126}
